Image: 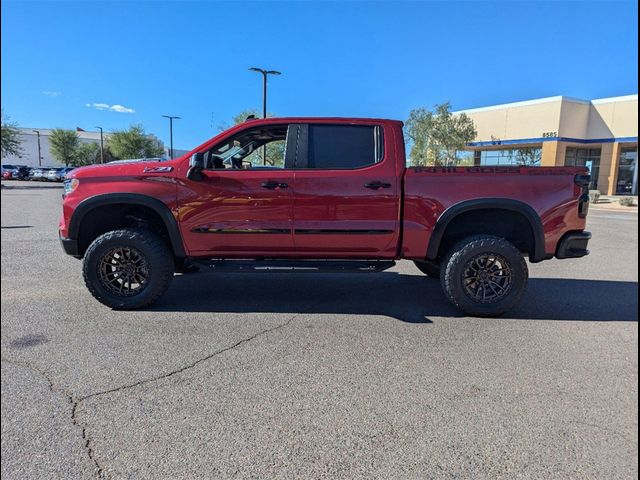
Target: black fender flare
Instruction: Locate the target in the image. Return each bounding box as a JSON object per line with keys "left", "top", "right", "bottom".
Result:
{"left": 68, "top": 193, "right": 186, "bottom": 258}
{"left": 426, "top": 198, "right": 546, "bottom": 262}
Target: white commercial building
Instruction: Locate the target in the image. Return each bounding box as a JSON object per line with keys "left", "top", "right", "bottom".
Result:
{"left": 4, "top": 128, "right": 167, "bottom": 167}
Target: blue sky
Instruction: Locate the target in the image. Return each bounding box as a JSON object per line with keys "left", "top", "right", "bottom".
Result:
{"left": 2, "top": 0, "right": 638, "bottom": 150}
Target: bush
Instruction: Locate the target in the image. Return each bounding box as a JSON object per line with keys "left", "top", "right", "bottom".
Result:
{"left": 50, "top": 129, "right": 79, "bottom": 166}
{"left": 107, "top": 124, "right": 164, "bottom": 160}
{"left": 589, "top": 190, "right": 601, "bottom": 204}
{"left": 73, "top": 142, "right": 100, "bottom": 166}
{"left": 618, "top": 197, "right": 636, "bottom": 207}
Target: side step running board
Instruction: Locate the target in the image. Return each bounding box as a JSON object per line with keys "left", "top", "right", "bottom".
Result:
{"left": 191, "top": 259, "right": 396, "bottom": 274}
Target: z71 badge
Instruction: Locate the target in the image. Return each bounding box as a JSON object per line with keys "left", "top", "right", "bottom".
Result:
{"left": 143, "top": 166, "right": 174, "bottom": 173}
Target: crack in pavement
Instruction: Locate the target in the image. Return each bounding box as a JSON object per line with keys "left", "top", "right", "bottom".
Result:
{"left": 2, "top": 312, "right": 300, "bottom": 479}
{"left": 81, "top": 313, "right": 300, "bottom": 401}
{"left": 567, "top": 419, "right": 636, "bottom": 444}
{"left": 1, "top": 357, "right": 105, "bottom": 479}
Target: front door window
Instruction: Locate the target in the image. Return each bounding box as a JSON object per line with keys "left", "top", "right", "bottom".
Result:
{"left": 204, "top": 124, "right": 290, "bottom": 169}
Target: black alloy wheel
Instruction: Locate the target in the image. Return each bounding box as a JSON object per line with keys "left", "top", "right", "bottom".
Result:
{"left": 83, "top": 229, "right": 174, "bottom": 310}
{"left": 98, "top": 246, "right": 150, "bottom": 297}
{"left": 440, "top": 235, "right": 528, "bottom": 317}
{"left": 461, "top": 253, "right": 513, "bottom": 303}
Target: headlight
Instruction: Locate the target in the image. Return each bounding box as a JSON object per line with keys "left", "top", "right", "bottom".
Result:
{"left": 63, "top": 178, "right": 80, "bottom": 195}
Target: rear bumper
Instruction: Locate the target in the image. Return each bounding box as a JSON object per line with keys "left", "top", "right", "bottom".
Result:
{"left": 556, "top": 231, "right": 591, "bottom": 259}
{"left": 59, "top": 233, "right": 81, "bottom": 258}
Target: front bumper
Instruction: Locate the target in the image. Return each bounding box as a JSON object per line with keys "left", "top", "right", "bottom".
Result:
{"left": 556, "top": 231, "right": 591, "bottom": 259}
{"left": 59, "top": 233, "right": 81, "bottom": 258}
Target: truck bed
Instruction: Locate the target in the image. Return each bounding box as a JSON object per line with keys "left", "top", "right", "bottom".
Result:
{"left": 401, "top": 165, "right": 588, "bottom": 260}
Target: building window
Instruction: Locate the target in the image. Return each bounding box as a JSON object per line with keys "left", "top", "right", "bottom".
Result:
{"left": 476, "top": 147, "right": 542, "bottom": 166}
{"left": 565, "top": 147, "right": 601, "bottom": 190}
{"left": 616, "top": 147, "right": 638, "bottom": 195}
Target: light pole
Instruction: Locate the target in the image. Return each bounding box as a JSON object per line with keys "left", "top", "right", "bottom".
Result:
{"left": 95, "top": 126, "right": 104, "bottom": 163}
{"left": 33, "top": 130, "right": 42, "bottom": 166}
{"left": 161, "top": 115, "right": 181, "bottom": 159}
{"left": 249, "top": 67, "right": 281, "bottom": 165}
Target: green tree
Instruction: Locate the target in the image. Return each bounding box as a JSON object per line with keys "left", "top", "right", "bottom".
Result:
{"left": 1, "top": 110, "right": 23, "bottom": 159}
{"left": 106, "top": 124, "right": 164, "bottom": 160}
{"left": 233, "top": 109, "right": 262, "bottom": 127}
{"left": 50, "top": 129, "right": 80, "bottom": 166}
{"left": 73, "top": 142, "right": 100, "bottom": 166}
{"left": 405, "top": 102, "right": 477, "bottom": 166}
{"left": 515, "top": 147, "right": 541, "bottom": 166}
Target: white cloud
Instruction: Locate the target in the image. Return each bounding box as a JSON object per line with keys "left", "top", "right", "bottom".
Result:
{"left": 86, "top": 102, "right": 135, "bottom": 113}
{"left": 109, "top": 104, "right": 135, "bottom": 113}
{"left": 42, "top": 90, "right": 62, "bottom": 97}
{"left": 88, "top": 103, "right": 110, "bottom": 110}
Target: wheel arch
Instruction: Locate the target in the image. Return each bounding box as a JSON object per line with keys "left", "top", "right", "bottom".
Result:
{"left": 426, "top": 198, "right": 546, "bottom": 262}
{"left": 69, "top": 193, "right": 186, "bottom": 258}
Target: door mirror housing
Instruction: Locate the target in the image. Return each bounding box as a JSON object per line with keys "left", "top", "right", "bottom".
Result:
{"left": 190, "top": 152, "right": 204, "bottom": 169}
{"left": 187, "top": 152, "right": 204, "bottom": 181}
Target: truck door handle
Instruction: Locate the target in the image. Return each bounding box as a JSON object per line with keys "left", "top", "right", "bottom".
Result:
{"left": 261, "top": 181, "right": 288, "bottom": 189}
{"left": 364, "top": 181, "right": 391, "bottom": 189}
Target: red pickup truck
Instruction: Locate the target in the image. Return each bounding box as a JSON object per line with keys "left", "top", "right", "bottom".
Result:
{"left": 59, "top": 117, "right": 591, "bottom": 317}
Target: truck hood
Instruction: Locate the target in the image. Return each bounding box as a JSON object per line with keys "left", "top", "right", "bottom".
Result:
{"left": 69, "top": 159, "right": 176, "bottom": 179}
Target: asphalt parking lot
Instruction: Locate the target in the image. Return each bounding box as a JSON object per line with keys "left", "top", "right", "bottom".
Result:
{"left": 1, "top": 181, "right": 638, "bottom": 479}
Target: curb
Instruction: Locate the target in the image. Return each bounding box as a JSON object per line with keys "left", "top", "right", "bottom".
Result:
{"left": 590, "top": 204, "right": 638, "bottom": 213}
{"left": 1, "top": 183, "right": 64, "bottom": 190}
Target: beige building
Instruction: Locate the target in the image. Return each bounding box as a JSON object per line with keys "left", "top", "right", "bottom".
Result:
{"left": 457, "top": 94, "right": 638, "bottom": 195}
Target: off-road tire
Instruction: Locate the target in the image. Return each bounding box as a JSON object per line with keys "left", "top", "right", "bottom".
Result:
{"left": 440, "top": 235, "right": 528, "bottom": 317}
{"left": 413, "top": 260, "right": 441, "bottom": 278}
{"left": 82, "top": 229, "right": 174, "bottom": 310}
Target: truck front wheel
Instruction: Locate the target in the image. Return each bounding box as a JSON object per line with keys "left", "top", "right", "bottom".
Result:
{"left": 440, "top": 235, "right": 528, "bottom": 317}
{"left": 82, "top": 229, "right": 174, "bottom": 310}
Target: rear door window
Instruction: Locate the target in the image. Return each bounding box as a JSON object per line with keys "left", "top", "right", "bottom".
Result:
{"left": 303, "top": 125, "right": 382, "bottom": 169}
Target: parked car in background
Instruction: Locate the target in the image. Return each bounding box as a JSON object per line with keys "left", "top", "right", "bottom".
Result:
{"left": 47, "top": 167, "right": 75, "bottom": 182}
{"left": 29, "top": 168, "right": 43, "bottom": 181}
{"left": 2, "top": 164, "right": 18, "bottom": 179}
{"left": 28, "top": 168, "right": 40, "bottom": 181}
{"left": 1, "top": 165, "right": 31, "bottom": 180}
{"left": 1, "top": 164, "right": 17, "bottom": 177}
{"left": 14, "top": 166, "right": 32, "bottom": 180}
{"left": 29, "top": 167, "right": 53, "bottom": 181}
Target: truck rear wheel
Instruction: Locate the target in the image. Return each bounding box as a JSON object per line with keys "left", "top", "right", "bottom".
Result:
{"left": 413, "top": 260, "right": 440, "bottom": 278}
{"left": 82, "top": 229, "right": 174, "bottom": 310}
{"left": 440, "top": 235, "right": 528, "bottom": 317}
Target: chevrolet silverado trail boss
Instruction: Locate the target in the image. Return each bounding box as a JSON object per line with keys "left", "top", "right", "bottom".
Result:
{"left": 59, "top": 117, "right": 592, "bottom": 317}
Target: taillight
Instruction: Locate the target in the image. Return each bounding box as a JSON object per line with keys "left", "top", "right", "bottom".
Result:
{"left": 578, "top": 193, "right": 589, "bottom": 218}
{"left": 575, "top": 174, "right": 590, "bottom": 218}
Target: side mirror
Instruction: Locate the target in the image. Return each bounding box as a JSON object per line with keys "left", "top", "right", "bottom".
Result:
{"left": 187, "top": 152, "right": 204, "bottom": 181}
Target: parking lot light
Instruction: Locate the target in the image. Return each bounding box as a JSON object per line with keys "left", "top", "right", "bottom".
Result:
{"left": 95, "top": 126, "right": 104, "bottom": 163}
{"left": 161, "top": 115, "right": 181, "bottom": 159}
{"left": 249, "top": 67, "right": 282, "bottom": 164}
{"left": 33, "top": 130, "right": 43, "bottom": 167}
